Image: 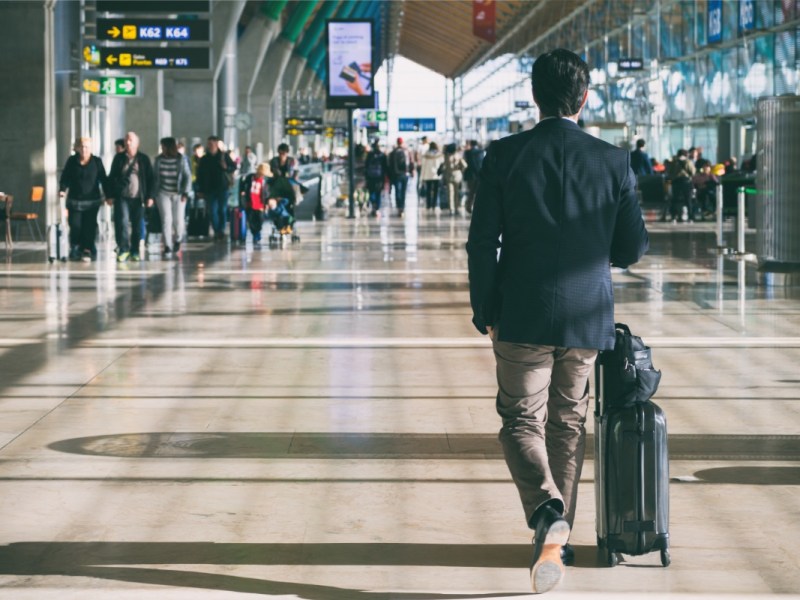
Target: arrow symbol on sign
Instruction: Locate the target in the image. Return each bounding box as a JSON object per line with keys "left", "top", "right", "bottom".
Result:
{"left": 119, "top": 80, "right": 134, "bottom": 93}
{"left": 108, "top": 26, "right": 121, "bottom": 38}
{"left": 106, "top": 55, "right": 117, "bottom": 65}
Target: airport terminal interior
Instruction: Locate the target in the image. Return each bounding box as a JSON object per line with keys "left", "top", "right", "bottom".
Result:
{"left": 1, "top": 0, "right": 800, "bottom": 598}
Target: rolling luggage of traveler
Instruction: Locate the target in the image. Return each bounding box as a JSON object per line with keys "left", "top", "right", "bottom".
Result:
{"left": 594, "top": 323, "right": 670, "bottom": 567}
{"left": 229, "top": 206, "right": 246, "bottom": 244}
{"left": 187, "top": 197, "right": 209, "bottom": 238}
{"left": 47, "top": 223, "right": 69, "bottom": 263}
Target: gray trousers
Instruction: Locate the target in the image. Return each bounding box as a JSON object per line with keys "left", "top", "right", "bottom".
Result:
{"left": 492, "top": 340, "right": 598, "bottom": 529}
{"left": 156, "top": 191, "right": 186, "bottom": 250}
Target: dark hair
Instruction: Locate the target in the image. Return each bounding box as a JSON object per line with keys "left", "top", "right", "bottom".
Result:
{"left": 636, "top": 139, "right": 646, "bottom": 149}
{"left": 428, "top": 142, "right": 439, "bottom": 152}
{"left": 677, "top": 148, "right": 688, "bottom": 158}
{"left": 160, "top": 137, "right": 178, "bottom": 158}
{"left": 531, "top": 49, "right": 590, "bottom": 118}
{"left": 444, "top": 143, "right": 457, "bottom": 155}
{"left": 114, "top": 138, "right": 125, "bottom": 148}
{"left": 277, "top": 143, "right": 290, "bottom": 153}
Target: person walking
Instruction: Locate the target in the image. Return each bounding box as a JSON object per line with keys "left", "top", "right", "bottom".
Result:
{"left": 420, "top": 142, "right": 443, "bottom": 212}
{"left": 363, "top": 140, "right": 388, "bottom": 217}
{"left": 197, "top": 135, "right": 236, "bottom": 241}
{"left": 388, "top": 137, "right": 413, "bottom": 217}
{"left": 441, "top": 143, "right": 467, "bottom": 215}
{"left": 152, "top": 137, "right": 192, "bottom": 258}
{"left": 463, "top": 140, "right": 485, "bottom": 214}
{"left": 466, "top": 48, "right": 649, "bottom": 594}
{"left": 58, "top": 137, "right": 107, "bottom": 262}
{"left": 630, "top": 138, "right": 654, "bottom": 176}
{"left": 239, "top": 162, "right": 272, "bottom": 247}
{"left": 108, "top": 131, "right": 154, "bottom": 262}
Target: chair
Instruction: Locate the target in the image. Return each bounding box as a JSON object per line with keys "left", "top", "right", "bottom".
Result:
{"left": 0, "top": 194, "right": 12, "bottom": 249}
{"left": 11, "top": 186, "right": 44, "bottom": 241}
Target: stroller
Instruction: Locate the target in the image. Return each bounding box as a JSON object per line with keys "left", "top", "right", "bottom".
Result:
{"left": 266, "top": 176, "right": 300, "bottom": 247}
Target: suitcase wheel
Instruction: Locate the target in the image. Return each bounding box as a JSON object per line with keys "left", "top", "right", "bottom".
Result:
{"left": 660, "top": 548, "right": 671, "bottom": 567}
{"left": 607, "top": 548, "right": 618, "bottom": 567}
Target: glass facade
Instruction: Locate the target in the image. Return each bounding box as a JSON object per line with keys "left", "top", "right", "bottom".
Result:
{"left": 459, "top": 0, "right": 799, "bottom": 162}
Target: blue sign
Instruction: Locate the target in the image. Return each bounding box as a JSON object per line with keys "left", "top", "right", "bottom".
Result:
{"left": 708, "top": 0, "right": 723, "bottom": 43}
{"left": 739, "top": 0, "right": 755, "bottom": 33}
{"left": 398, "top": 118, "right": 436, "bottom": 132}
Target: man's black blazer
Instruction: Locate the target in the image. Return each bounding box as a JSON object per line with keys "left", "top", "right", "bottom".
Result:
{"left": 466, "top": 118, "right": 649, "bottom": 351}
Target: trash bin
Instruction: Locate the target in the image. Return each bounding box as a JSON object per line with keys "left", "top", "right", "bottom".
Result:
{"left": 756, "top": 95, "right": 800, "bottom": 269}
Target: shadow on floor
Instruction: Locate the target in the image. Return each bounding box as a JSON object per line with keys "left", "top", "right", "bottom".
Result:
{"left": 0, "top": 541, "right": 534, "bottom": 599}
{"left": 49, "top": 431, "right": 800, "bottom": 461}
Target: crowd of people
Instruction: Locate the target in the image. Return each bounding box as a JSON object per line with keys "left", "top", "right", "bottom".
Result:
{"left": 354, "top": 136, "right": 486, "bottom": 218}
{"left": 54, "top": 125, "right": 754, "bottom": 264}
{"left": 56, "top": 134, "right": 308, "bottom": 262}
{"left": 630, "top": 139, "right": 753, "bottom": 223}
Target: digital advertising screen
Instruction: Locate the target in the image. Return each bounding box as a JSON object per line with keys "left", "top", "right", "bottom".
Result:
{"left": 326, "top": 19, "right": 375, "bottom": 110}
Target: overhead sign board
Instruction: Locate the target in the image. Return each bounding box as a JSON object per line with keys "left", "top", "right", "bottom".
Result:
{"left": 398, "top": 118, "right": 436, "bottom": 132}
{"left": 326, "top": 20, "right": 375, "bottom": 110}
{"left": 91, "top": 47, "right": 210, "bottom": 69}
{"left": 82, "top": 75, "right": 140, "bottom": 97}
{"left": 618, "top": 57, "right": 645, "bottom": 71}
{"left": 707, "top": 0, "right": 723, "bottom": 43}
{"left": 285, "top": 117, "right": 323, "bottom": 128}
{"left": 97, "top": 18, "right": 210, "bottom": 42}
{"left": 287, "top": 127, "right": 324, "bottom": 136}
{"left": 514, "top": 100, "right": 531, "bottom": 109}
{"left": 96, "top": 1, "right": 210, "bottom": 13}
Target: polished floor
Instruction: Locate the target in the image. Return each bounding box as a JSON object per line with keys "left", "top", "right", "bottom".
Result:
{"left": 1, "top": 188, "right": 799, "bottom": 599}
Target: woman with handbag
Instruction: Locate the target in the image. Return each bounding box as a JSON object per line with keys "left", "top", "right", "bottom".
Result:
{"left": 58, "top": 137, "right": 107, "bottom": 261}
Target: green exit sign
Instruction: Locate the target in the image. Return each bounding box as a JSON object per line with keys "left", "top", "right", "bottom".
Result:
{"left": 82, "top": 75, "right": 140, "bottom": 97}
{"left": 365, "top": 110, "right": 387, "bottom": 122}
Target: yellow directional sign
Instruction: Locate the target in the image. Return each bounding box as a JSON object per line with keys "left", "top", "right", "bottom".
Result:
{"left": 106, "top": 54, "right": 118, "bottom": 65}
{"left": 107, "top": 26, "right": 121, "bottom": 38}
{"left": 123, "top": 25, "right": 137, "bottom": 39}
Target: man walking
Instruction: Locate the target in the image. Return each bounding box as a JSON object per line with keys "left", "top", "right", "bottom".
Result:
{"left": 197, "top": 135, "right": 236, "bottom": 240}
{"left": 466, "top": 49, "right": 649, "bottom": 594}
{"left": 388, "top": 137, "right": 412, "bottom": 217}
{"left": 630, "top": 138, "right": 654, "bottom": 176}
{"left": 108, "top": 131, "right": 154, "bottom": 262}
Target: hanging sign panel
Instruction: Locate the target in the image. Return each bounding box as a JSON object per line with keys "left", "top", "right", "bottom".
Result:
{"left": 96, "top": 1, "right": 210, "bottom": 13}
{"left": 325, "top": 20, "right": 375, "bottom": 110}
{"left": 93, "top": 47, "right": 210, "bottom": 69}
{"left": 97, "top": 18, "right": 210, "bottom": 42}
{"left": 82, "top": 75, "right": 141, "bottom": 97}
{"left": 473, "top": 0, "right": 496, "bottom": 43}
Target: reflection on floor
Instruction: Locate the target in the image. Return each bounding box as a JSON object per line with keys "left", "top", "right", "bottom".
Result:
{"left": 1, "top": 191, "right": 799, "bottom": 599}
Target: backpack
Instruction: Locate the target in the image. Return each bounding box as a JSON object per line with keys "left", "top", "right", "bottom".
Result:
{"left": 391, "top": 148, "right": 408, "bottom": 175}
{"left": 365, "top": 153, "right": 383, "bottom": 179}
{"left": 598, "top": 323, "right": 661, "bottom": 409}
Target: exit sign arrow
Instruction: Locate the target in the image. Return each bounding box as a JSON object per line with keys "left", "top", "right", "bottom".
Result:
{"left": 83, "top": 75, "right": 140, "bottom": 97}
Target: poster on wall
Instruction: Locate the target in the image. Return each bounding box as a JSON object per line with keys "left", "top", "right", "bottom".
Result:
{"left": 326, "top": 20, "right": 375, "bottom": 110}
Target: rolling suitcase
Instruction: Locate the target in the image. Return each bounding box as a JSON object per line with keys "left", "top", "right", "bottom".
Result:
{"left": 47, "top": 223, "right": 68, "bottom": 263}
{"left": 187, "top": 197, "right": 209, "bottom": 238}
{"left": 594, "top": 323, "right": 670, "bottom": 567}
{"left": 229, "top": 207, "right": 246, "bottom": 244}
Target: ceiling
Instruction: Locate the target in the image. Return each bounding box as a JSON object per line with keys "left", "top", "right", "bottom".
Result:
{"left": 394, "top": 0, "right": 590, "bottom": 79}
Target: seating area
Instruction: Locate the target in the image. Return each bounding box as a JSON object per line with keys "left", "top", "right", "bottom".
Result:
{"left": 9, "top": 186, "right": 44, "bottom": 242}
